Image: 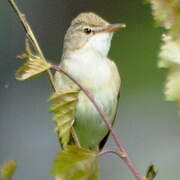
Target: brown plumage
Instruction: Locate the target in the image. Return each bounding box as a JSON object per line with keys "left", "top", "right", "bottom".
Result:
{"left": 55, "top": 12, "right": 124, "bottom": 149}
{"left": 71, "top": 12, "right": 109, "bottom": 27}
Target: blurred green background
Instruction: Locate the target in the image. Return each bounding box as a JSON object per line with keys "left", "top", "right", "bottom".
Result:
{"left": 1, "top": 0, "right": 180, "bottom": 179}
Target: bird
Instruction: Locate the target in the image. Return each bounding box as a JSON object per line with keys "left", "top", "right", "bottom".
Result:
{"left": 54, "top": 12, "right": 125, "bottom": 150}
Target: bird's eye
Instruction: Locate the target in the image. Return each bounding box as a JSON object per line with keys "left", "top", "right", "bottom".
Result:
{"left": 83, "top": 27, "right": 92, "bottom": 34}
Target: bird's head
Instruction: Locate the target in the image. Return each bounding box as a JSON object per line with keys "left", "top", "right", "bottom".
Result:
{"left": 63, "top": 12, "right": 125, "bottom": 57}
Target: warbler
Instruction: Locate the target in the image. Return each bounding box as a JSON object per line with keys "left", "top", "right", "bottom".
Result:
{"left": 55, "top": 12, "right": 125, "bottom": 149}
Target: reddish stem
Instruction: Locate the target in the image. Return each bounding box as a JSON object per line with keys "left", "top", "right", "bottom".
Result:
{"left": 98, "top": 149, "right": 123, "bottom": 157}
{"left": 51, "top": 64, "right": 143, "bottom": 180}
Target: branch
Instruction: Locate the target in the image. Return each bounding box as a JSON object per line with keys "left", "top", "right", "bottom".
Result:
{"left": 51, "top": 64, "right": 143, "bottom": 180}
{"left": 8, "top": 0, "right": 143, "bottom": 179}
{"left": 8, "top": 0, "right": 56, "bottom": 91}
{"left": 98, "top": 149, "right": 126, "bottom": 158}
{"left": 8, "top": 0, "right": 84, "bottom": 149}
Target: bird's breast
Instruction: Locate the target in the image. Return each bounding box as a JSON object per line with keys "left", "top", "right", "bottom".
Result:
{"left": 61, "top": 50, "right": 113, "bottom": 90}
{"left": 55, "top": 51, "right": 120, "bottom": 148}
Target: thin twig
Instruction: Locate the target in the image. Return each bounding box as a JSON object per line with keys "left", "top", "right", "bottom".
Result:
{"left": 8, "top": 0, "right": 82, "bottom": 148}
{"left": 98, "top": 149, "right": 125, "bottom": 158}
{"left": 8, "top": 0, "right": 56, "bottom": 91}
{"left": 51, "top": 64, "right": 143, "bottom": 180}
{"left": 71, "top": 127, "right": 81, "bottom": 148}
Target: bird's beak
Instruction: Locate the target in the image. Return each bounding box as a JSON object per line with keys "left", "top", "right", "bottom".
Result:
{"left": 95, "top": 23, "right": 126, "bottom": 34}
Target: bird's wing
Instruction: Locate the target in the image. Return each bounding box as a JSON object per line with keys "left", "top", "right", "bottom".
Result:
{"left": 99, "top": 59, "right": 121, "bottom": 149}
{"left": 54, "top": 59, "right": 121, "bottom": 149}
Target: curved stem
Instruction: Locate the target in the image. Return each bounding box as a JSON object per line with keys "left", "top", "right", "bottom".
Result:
{"left": 8, "top": 0, "right": 57, "bottom": 91}
{"left": 51, "top": 64, "right": 143, "bottom": 180}
{"left": 98, "top": 149, "right": 124, "bottom": 158}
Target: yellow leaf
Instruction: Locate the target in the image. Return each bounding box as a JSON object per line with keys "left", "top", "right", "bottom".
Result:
{"left": 165, "top": 65, "right": 180, "bottom": 105}
{"left": 158, "top": 34, "right": 180, "bottom": 106}
{"left": 15, "top": 56, "right": 51, "bottom": 80}
{"left": 148, "top": 0, "right": 180, "bottom": 29}
{"left": 15, "top": 39, "right": 51, "bottom": 81}
{"left": 49, "top": 89, "right": 80, "bottom": 147}
{"left": 148, "top": 0, "right": 180, "bottom": 110}
{"left": 144, "top": 165, "right": 158, "bottom": 180}
{"left": 159, "top": 34, "right": 180, "bottom": 66}
{"left": 0, "top": 160, "right": 17, "bottom": 180}
{"left": 53, "top": 146, "right": 99, "bottom": 180}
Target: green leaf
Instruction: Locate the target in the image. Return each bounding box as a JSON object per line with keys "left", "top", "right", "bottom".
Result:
{"left": 15, "top": 39, "right": 51, "bottom": 81}
{"left": 52, "top": 146, "right": 99, "bottom": 180}
{"left": 0, "top": 160, "right": 17, "bottom": 180}
{"left": 144, "top": 165, "right": 158, "bottom": 180}
{"left": 49, "top": 89, "right": 80, "bottom": 147}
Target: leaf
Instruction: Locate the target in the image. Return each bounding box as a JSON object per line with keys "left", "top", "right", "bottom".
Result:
{"left": 15, "top": 39, "right": 51, "bottom": 81}
{"left": 49, "top": 89, "right": 80, "bottom": 147}
{"left": 148, "top": 0, "right": 180, "bottom": 30}
{"left": 165, "top": 64, "right": 180, "bottom": 104}
{"left": 144, "top": 165, "right": 158, "bottom": 180}
{"left": 0, "top": 160, "right": 17, "bottom": 180}
{"left": 159, "top": 34, "right": 180, "bottom": 67}
{"left": 53, "top": 146, "right": 99, "bottom": 180}
{"left": 148, "top": 0, "right": 180, "bottom": 111}
{"left": 158, "top": 34, "right": 180, "bottom": 106}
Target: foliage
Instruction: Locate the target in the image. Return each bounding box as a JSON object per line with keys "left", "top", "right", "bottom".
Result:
{"left": 7, "top": 0, "right": 157, "bottom": 179}
{"left": 53, "top": 146, "right": 99, "bottom": 180}
{"left": 0, "top": 160, "right": 17, "bottom": 180}
{"left": 143, "top": 165, "right": 158, "bottom": 180}
{"left": 15, "top": 39, "right": 51, "bottom": 81}
{"left": 149, "top": 0, "right": 180, "bottom": 107}
{"left": 49, "top": 89, "right": 80, "bottom": 147}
